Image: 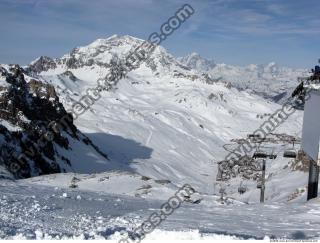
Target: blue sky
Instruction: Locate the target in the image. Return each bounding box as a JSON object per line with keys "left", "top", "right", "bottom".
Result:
{"left": 0, "top": 0, "right": 319, "bottom": 68}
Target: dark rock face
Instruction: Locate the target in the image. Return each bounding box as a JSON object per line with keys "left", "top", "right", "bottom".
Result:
{"left": 0, "top": 65, "right": 108, "bottom": 178}
{"left": 27, "top": 56, "right": 57, "bottom": 73}
{"left": 58, "top": 71, "right": 78, "bottom": 82}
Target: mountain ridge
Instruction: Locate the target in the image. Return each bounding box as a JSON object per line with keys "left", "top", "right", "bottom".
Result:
{"left": 27, "top": 35, "right": 309, "bottom": 105}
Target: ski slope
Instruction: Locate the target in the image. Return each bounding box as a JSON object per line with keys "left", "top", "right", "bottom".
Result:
{"left": 1, "top": 178, "right": 319, "bottom": 240}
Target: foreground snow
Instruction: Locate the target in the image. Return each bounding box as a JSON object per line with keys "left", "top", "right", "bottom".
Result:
{"left": 0, "top": 177, "right": 319, "bottom": 240}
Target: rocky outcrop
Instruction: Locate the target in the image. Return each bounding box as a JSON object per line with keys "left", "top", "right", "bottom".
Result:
{"left": 27, "top": 56, "right": 57, "bottom": 73}
{"left": 58, "top": 71, "right": 78, "bottom": 82}
{"left": 0, "top": 64, "right": 108, "bottom": 178}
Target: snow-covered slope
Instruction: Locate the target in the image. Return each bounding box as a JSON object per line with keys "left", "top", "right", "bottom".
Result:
{"left": 21, "top": 35, "right": 309, "bottom": 203}
{"left": 1, "top": 178, "right": 320, "bottom": 239}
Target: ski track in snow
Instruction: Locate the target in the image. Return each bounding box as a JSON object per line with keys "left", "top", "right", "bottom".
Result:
{"left": 145, "top": 128, "right": 153, "bottom": 147}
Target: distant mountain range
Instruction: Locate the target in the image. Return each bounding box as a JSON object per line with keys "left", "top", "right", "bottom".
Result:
{"left": 178, "top": 52, "right": 309, "bottom": 103}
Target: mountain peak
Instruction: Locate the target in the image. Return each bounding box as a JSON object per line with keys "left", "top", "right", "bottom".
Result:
{"left": 88, "top": 35, "right": 144, "bottom": 48}
{"left": 189, "top": 52, "right": 201, "bottom": 57}
{"left": 27, "top": 35, "right": 202, "bottom": 82}
{"left": 107, "top": 34, "right": 119, "bottom": 39}
{"left": 178, "top": 53, "right": 216, "bottom": 72}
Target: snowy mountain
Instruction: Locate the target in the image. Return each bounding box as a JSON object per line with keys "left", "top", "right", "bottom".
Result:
{"left": 0, "top": 34, "right": 318, "bottom": 239}
{"left": 178, "top": 54, "right": 309, "bottom": 103}
{"left": 19, "top": 35, "right": 307, "bottom": 203}
{"left": 27, "top": 35, "right": 211, "bottom": 85}
{"left": 177, "top": 52, "right": 216, "bottom": 72}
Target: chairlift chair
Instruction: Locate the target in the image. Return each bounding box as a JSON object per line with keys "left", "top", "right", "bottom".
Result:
{"left": 248, "top": 134, "right": 262, "bottom": 143}
{"left": 248, "top": 134, "right": 260, "bottom": 139}
{"left": 257, "top": 181, "right": 262, "bottom": 189}
{"left": 283, "top": 149, "right": 297, "bottom": 158}
{"left": 238, "top": 186, "right": 246, "bottom": 194}
{"left": 253, "top": 151, "right": 268, "bottom": 159}
{"left": 283, "top": 139, "right": 298, "bottom": 158}
{"left": 269, "top": 154, "right": 277, "bottom": 160}
{"left": 238, "top": 181, "right": 247, "bottom": 194}
{"left": 219, "top": 188, "right": 225, "bottom": 194}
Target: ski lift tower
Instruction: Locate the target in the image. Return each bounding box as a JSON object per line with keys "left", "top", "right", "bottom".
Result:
{"left": 253, "top": 150, "right": 277, "bottom": 203}
{"left": 251, "top": 138, "right": 277, "bottom": 203}
{"left": 299, "top": 60, "right": 320, "bottom": 200}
